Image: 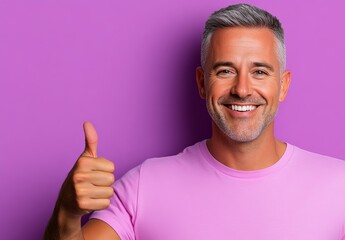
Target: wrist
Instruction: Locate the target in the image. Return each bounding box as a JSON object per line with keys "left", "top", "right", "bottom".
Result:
{"left": 58, "top": 206, "right": 83, "bottom": 239}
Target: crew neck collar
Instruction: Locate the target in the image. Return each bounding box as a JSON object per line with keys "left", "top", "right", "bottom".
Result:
{"left": 198, "top": 139, "right": 294, "bottom": 179}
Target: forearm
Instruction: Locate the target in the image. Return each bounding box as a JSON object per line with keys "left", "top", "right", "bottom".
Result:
{"left": 44, "top": 205, "right": 83, "bottom": 240}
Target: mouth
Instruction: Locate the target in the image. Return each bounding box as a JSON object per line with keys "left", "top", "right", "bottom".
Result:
{"left": 224, "top": 104, "right": 258, "bottom": 112}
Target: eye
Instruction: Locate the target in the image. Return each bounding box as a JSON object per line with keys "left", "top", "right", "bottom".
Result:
{"left": 253, "top": 69, "right": 268, "bottom": 78}
{"left": 255, "top": 70, "right": 267, "bottom": 75}
{"left": 218, "top": 69, "right": 230, "bottom": 74}
{"left": 216, "top": 69, "right": 234, "bottom": 77}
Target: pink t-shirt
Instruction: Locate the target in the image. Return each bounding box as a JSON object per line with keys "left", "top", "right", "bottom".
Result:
{"left": 91, "top": 140, "right": 345, "bottom": 239}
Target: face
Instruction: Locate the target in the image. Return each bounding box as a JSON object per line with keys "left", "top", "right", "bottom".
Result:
{"left": 196, "top": 27, "right": 290, "bottom": 142}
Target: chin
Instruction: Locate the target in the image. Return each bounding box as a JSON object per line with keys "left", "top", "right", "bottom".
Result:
{"left": 216, "top": 121, "right": 266, "bottom": 143}
{"left": 224, "top": 130, "right": 261, "bottom": 143}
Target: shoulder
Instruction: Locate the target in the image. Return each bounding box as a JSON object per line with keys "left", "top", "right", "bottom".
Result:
{"left": 289, "top": 144, "right": 345, "bottom": 180}
{"left": 292, "top": 144, "right": 345, "bottom": 167}
{"left": 140, "top": 140, "right": 206, "bottom": 171}
{"left": 116, "top": 140, "right": 206, "bottom": 183}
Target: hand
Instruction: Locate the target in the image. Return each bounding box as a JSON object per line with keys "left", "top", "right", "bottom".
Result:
{"left": 61, "top": 121, "right": 115, "bottom": 216}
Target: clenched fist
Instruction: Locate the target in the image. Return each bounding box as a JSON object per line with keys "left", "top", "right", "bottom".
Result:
{"left": 61, "top": 121, "right": 115, "bottom": 216}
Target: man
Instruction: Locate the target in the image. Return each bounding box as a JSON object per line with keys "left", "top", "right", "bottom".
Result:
{"left": 45, "top": 3, "right": 345, "bottom": 240}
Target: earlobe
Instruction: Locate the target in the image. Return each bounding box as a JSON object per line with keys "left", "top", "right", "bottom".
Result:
{"left": 196, "top": 66, "right": 206, "bottom": 99}
{"left": 279, "top": 70, "right": 291, "bottom": 102}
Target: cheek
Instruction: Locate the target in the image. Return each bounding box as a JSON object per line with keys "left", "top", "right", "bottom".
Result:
{"left": 206, "top": 79, "right": 231, "bottom": 98}
{"left": 254, "top": 80, "right": 281, "bottom": 101}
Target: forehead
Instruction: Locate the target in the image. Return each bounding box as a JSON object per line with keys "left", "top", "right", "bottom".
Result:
{"left": 207, "top": 27, "right": 279, "bottom": 68}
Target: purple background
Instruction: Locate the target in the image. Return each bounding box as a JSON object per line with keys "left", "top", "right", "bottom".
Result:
{"left": 1, "top": 0, "right": 345, "bottom": 239}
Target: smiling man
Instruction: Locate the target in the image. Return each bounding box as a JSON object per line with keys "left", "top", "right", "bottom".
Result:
{"left": 45, "top": 4, "right": 345, "bottom": 240}
{"left": 196, "top": 25, "right": 291, "bottom": 171}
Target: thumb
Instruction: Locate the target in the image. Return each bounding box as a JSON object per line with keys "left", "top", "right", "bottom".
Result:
{"left": 83, "top": 121, "right": 98, "bottom": 158}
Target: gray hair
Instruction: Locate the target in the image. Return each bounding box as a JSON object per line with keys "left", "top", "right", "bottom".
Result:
{"left": 201, "top": 3, "right": 286, "bottom": 72}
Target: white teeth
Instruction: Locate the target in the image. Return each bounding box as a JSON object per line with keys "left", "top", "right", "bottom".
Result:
{"left": 230, "top": 105, "right": 256, "bottom": 112}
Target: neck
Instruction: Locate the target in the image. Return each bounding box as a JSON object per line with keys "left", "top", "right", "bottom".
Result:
{"left": 207, "top": 122, "right": 286, "bottom": 171}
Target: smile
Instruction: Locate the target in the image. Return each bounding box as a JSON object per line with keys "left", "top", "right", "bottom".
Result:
{"left": 226, "top": 104, "right": 257, "bottom": 112}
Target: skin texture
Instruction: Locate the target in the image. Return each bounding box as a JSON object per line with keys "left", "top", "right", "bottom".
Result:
{"left": 196, "top": 27, "right": 291, "bottom": 170}
{"left": 44, "top": 122, "right": 120, "bottom": 240}
{"left": 45, "top": 26, "right": 291, "bottom": 239}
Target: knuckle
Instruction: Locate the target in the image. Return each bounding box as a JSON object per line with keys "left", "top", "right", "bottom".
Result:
{"left": 75, "top": 188, "right": 83, "bottom": 198}
{"left": 76, "top": 157, "right": 91, "bottom": 169}
{"left": 75, "top": 187, "right": 88, "bottom": 198}
{"left": 77, "top": 199, "right": 90, "bottom": 210}
{"left": 73, "top": 172, "right": 86, "bottom": 184}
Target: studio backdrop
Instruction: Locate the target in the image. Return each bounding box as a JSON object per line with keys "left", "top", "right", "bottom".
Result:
{"left": 1, "top": 0, "right": 344, "bottom": 239}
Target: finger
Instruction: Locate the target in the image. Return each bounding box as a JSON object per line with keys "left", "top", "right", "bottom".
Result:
{"left": 78, "top": 198, "right": 111, "bottom": 212}
{"left": 89, "top": 186, "right": 114, "bottom": 199}
{"left": 91, "top": 172, "right": 115, "bottom": 186}
{"left": 83, "top": 121, "right": 98, "bottom": 158}
{"left": 76, "top": 185, "right": 114, "bottom": 199}
{"left": 92, "top": 157, "right": 115, "bottom": 172}
{"left": 73, "top": 171, "right": 115, "bottom": 186}
{"left": 77, "top": 157, "right": 115, "bottom": 172}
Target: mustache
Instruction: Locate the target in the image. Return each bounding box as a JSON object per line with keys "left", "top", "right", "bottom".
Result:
{"left": 219, "top": 96, "right": 266, "bottom": 105}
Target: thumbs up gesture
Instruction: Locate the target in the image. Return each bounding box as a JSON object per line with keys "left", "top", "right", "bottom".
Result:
{"left": 61, "top": 122, "right": 115, "bottom": 216}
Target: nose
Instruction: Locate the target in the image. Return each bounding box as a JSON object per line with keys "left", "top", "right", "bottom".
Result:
{"left": 230, "top": 72, "right": 252, "bottom": 98}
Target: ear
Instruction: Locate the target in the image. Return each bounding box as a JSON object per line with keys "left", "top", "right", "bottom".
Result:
{"left": 279, "top": 70, "right": 291, "bottom": 102}
{"left": 196, "top": 66, "right": 206, "bottom": 99}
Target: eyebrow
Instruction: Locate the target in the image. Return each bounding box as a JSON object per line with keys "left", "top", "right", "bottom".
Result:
{"left": 252, "top": 62, "right": 275, "bottom": 72}
{"left": 212, "top": 61, "right": 235, "bottom": 70}
{"left": 211, "top": 61, "right": 275, "bottom": 72}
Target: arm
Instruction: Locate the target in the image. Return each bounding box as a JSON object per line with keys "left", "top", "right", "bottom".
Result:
{"left": 44, "top": 122, "right": 120, "bottom": 240}
{"left": 44, "top": 206, "right": 120, "bottom": 240}
{"left": 82, "top": 219, "right": 120, "bottom": 240}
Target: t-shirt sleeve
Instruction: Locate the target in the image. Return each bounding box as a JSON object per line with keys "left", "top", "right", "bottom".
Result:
{"left": 90, "top": 165, "right": 141, "bottom": 240}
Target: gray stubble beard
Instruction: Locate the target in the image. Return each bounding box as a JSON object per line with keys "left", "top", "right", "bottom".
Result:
{"left": 206, "top": 102, "right": 277, "bottom": 143}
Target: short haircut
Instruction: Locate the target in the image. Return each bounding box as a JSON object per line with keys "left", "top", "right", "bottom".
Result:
{"left": 201, "top": 3, "right": 286, "bottom": 72}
